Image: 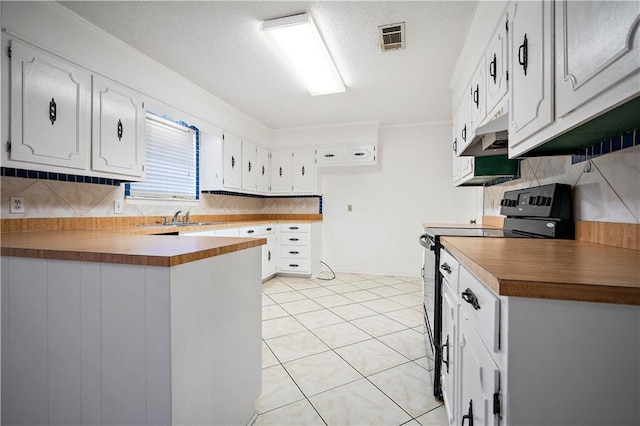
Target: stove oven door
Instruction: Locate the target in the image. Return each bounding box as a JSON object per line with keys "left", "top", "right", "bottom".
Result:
{"left": 419, "top": 233, "right": 440, "bottom": 397}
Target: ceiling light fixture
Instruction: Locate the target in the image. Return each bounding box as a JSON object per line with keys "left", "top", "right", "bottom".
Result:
{"left": 261, "top": 13, "right": 345, "bottom": 96}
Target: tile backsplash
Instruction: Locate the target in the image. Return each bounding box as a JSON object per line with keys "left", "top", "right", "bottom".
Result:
{"left": 0, "top": 176, "right": 319, "bottom": 219}
{"left": 484, "top": 145, "right": 640, "bottom": 223}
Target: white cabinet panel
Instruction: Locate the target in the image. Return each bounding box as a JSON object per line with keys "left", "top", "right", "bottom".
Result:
{"left": 509, "top": 0, "right": 554, "bottom": 149}
{"left": 270, "top": 150, "right": 292, "bottom": 193}
{"left": 316, "top": 146, "right": 345, "bottom": 165}
{"left": 256, "top": 145, "right": 271, "bottom": 193}
{"left": 91, "top": 75, "right": 145, "bottom": 179}
{"left": 441, "top": 282, "right": 457, "bottom": 426}
{"left": 344, "top": 144, "right": 377, "bottom": 164}
{"left": 292, "top": 150, "right": 316, "bottom": 194}
{"left": 242, "top": 140, "right": 257, "bottom": 191}
{"left": 555, "top": 1, "right": 640, "bottom": 118}
{"left": 9, "top": 40, "right": 91, "bottom": 170}
{"left": 469, "top": 59, "right": 487, "bottom": 132}
{"left": 485, "top": 14, "right": 509, "bottom": 114}
{"left": 222, "top": 132, "right": 242, "bottom": 190}
{"left": 458, "top": 313, "right": 500, "bottom": 426}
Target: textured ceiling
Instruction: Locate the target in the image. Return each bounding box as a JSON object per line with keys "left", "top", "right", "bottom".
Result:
{"left": 60, "top": 1, "right": 477, "bottom": 130}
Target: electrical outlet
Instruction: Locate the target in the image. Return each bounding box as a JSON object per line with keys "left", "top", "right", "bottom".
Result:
{"left": 114, "top": 200, "right": 124, "bottom": 214}
{"left": 10, "top": 196, "right": 25, "bottom": 214}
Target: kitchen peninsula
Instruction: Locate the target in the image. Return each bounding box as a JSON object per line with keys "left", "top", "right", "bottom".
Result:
{"left": 1, "top": 229, "right": 265, "bottom": 426}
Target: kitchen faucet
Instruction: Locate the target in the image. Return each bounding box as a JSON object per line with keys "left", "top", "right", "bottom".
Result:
{"left": 184, "top": 211, "right": 190, "bottom": 223}
{"left": 172, "top": 210, "right": 182, "bottom": 223}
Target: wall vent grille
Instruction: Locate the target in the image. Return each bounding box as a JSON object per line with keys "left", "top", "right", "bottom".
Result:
{"left": 379, "top": 22, "right": 405, "bottom": 51}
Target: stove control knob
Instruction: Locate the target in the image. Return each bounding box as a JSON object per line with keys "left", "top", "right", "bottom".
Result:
{"left": 500, "top": 199, "right": 506, "bottom": 206}
{"left": 545, "top": 196, "right": 552, "bottom": 206}
{"left": 509, "top": 199, "right": 517, "bottom": 207}
{"left": 529, "top": 196, "right": 537, "bottom": 205}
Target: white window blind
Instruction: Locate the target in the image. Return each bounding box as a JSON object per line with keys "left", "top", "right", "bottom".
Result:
{"left": 126, "top": 114, "right": 198, "bottom": 200}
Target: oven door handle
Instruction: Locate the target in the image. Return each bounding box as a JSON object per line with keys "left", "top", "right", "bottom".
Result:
{"left": 419, "top": 233, "right": 435, "bottom": 251}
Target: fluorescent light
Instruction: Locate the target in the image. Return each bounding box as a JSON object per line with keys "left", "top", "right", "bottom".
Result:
{"left": 261, "top": 13, "right": 345, "bottom": 96}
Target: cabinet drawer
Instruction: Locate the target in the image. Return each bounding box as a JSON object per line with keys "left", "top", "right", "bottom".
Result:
{"left": 238, "top": 226, "right": 260, "bottom": 237}
{"left": 279, "top": 259, "right": 310, "bottom": 274}
{"left": 459, "top": 266, "right": 500, "bottom": 353}
{"left": 280, "top": 245, "right": 309, "bottom": 259}
{"left": 280, "top": 232, "right": 309, "bottom": 246}
{"left": 281, "top": 223, "right": 309, "bottom": 233}
{"left": 260, "top": 224, "right": 276, "bottom": 235}
{"left": 214, "top": 228, "right": 240, "bottom": 237}
{"left": 439, "top": 248, "right": 460, "bottom": 292}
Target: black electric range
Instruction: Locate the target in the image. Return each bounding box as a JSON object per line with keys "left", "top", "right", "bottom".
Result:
{"left": 418, "top": 183, "right": 574, "bottom": 399}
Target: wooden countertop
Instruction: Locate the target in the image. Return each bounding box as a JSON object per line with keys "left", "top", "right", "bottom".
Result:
{"left": 441, "top": 237, "right": 640, "bottom": 305}
{"left": 1, "top": 229, "right": 266, "bottom": 267}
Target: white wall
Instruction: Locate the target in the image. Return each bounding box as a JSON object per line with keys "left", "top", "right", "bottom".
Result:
{"left": 320, "top": 122, "right": 481, "bottom": 277}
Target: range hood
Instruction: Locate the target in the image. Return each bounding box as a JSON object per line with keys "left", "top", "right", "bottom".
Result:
{"left": 459, "top": 103, "right": 509, "bottom": 157}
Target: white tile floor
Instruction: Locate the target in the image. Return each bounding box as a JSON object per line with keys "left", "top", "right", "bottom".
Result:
{"left": 255, "top": 273, "right": 448, "bottom": 426}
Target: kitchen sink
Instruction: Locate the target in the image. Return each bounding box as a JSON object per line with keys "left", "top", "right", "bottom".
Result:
{"left": 139, "top": 221, "right": 228, "bottom": 227}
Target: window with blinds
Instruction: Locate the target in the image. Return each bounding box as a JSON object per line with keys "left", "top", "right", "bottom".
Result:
{"left": 125, "top": 113, "right": 199, "bottom": 200}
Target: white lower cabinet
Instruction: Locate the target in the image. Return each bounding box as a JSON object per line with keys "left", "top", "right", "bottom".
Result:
{"left": 441, "top": 247, "right": 640, "bottom": 426}
{"left": 182, "top": 222, "right": 320, "bottom": 279}
{"left": 278, "top": 223, "right": 322, "bottom": 276}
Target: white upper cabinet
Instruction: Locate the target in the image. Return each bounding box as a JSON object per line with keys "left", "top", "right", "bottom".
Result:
{"left": 316, "top": 143, "right": 377, "bottom": 167}
{"left": 9, "top": 39, "right": 91, "bottom": 170}
{"left": 241, "top": 139, "right": 257, "bottom": 192}
{"left": 316, "top": 146, "right": 345, "bottom": 166}
{"left": 456, "top": 87, "right": 473, "bottom": 155}
{"left": 554, "top": 1, "right": 640, "bottom": 118}
{"left": 469, "top": 59, "right": 486, "bottom": 134}
{"left": 256, "top": 145, "right": 270, "bottom": 193}
{"left": 91, "top": 75, "right": 145, "bottom": 179}
{"left": 292, "top": 150, "right": 316, "bottom": 194}
{"left": 222, "top": 132, "right": 242, "bottom": 190}
{"left": 485, "top": 14, "right": 509, "bottom": 114}
{"left": 270, "top": 150, "right": 292, "bottom": 194}
{"left": 508, "top": 0, "right": 554, "bottom": 150}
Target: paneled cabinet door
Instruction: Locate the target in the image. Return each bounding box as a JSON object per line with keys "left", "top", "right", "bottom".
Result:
{"left": 509, "top": 0, "right": 554, "bottom": 150}
{"left": 292, "top": 150, "right": 316, "bottom": 194}
{"left": 458, "top": 313, "right": 501, "bottom": 426}
{"left": 486, "top": 14, "right": 509, "bottom": 114}
{"left": 92, "top": 75, "right": 145, "bottom": 178}
{"left": 456, "top": 87, "right": 473, "bottom": 155}
{"left": 9, "top": 40, "right": 91, "bottom": 170}
{"left": 441, "top": 286, "right": 458, "bottom": 425}
{"left": 222, "top": 132, "right": 242, "bottom": 190}
{"left": 469, "top": 59, "right": 487, "bottom": 133}
{"left": 270, "top": 151, "right": 292, "bottom": 193}
{"left": 256, "top": 145, "right": 270, "bottom": 193}
{"left": 241, "top": 140, "right": 257, "bottom": 191}
{"left": 555, "top": 1, "right": 640, "bottom": 118}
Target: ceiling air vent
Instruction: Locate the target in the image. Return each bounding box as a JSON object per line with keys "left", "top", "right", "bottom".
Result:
{"left": 379, "top": 22, "right": 405, "bottom": 52}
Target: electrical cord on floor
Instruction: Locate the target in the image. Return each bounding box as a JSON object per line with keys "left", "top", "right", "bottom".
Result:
{"left": 316, "top": 261, "right": 336, "bottom": 281}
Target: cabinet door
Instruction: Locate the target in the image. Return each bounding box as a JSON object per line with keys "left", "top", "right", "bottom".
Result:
{"left": 457, "top": 88, "right": 473, "bottom": 154}
{"left": 222, "top": 133, "right": 242, "bottom": 190}
{"left": 486, "top": 15, "right": 509, "bottom": 114}
{"left": 469, "top": 59, "right": 487, "bottom": 133}
{"left": 316, "top": 147, "right": 345, "bottom": 166}
{"left": 241, "top": 140, "right": 257, "bottom": 191}
{"left": 441, "top": 285, "right": 458, "bottom": 426}
{"left": 91, "top": 75, "right": 145, "bottom": 179}
{"left": 344, "top": 145, "right": 376, "bottom": 164}
{"left": 9, "top": 40, "right": 91, "bottom": 170}
{"left": 292, "top": 150, "right": 315, "bottom": 194}
{"left": 458, "top": 313, "right": 501, "bottom": 426}
{"left": 262, "top": 237, "right": 277, "bottom": 279}
{"left": 270, "top": 151, "right": 292, "bottom": 193}
{"left": 256, "top": 145, "right": 270, "bottom": 193}
{"left": 509, "top": 0, "right": 554, "bottom": 150}
{"left": 555, "top": 1, "right": 640, "bottom": 118}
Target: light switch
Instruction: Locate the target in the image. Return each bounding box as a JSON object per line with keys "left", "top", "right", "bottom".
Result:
{"left": 347, "top": 204, "right": 353, "bottom": 212}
